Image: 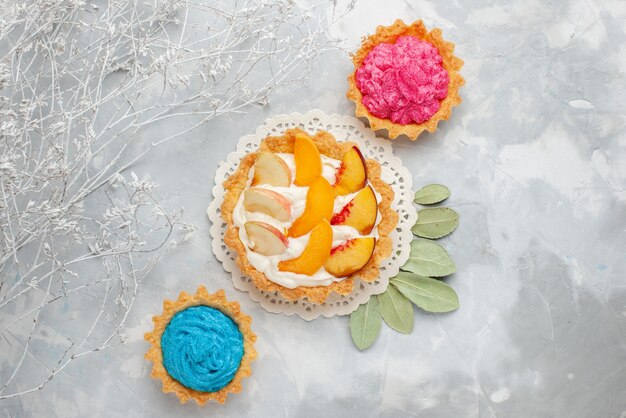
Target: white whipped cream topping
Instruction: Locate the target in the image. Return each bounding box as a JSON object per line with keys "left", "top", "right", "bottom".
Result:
{"left": 232, "top": 152, "right": 381, "bottom": 288}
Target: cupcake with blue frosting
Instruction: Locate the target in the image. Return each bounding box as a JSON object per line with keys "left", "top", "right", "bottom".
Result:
{"left": 144, "top": 286, "right": 256, "bottom": 405}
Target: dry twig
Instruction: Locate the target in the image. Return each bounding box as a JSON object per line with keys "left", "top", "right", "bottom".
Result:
{"left": 0, "top": 0, "right": 337, "bottom": 399}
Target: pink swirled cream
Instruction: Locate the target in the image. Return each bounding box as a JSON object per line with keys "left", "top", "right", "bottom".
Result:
{"left": 355, "top": 35, "right": 449, "bottom": 125}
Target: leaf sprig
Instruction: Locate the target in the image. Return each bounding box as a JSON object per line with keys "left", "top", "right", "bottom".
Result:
{"left": 350, "top": 184, "right": 460, "bottom": 350}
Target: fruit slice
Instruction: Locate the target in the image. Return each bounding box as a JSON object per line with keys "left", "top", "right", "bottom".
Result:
{"left": 334, "top": 146, "right": 367, "bottom": 195}
{"left": 243, "top": 188, "right": 291, "bottom": 222}
{"left": 252, "top": 152, "right": 292, "bottom": 187}
{"left": 330, "top": 185, "right": 378, "bottom": 234}
{"left": 288, "top": 176, "right": 334, "bottom": 237}
{"left": 324, "top": 237, "right": 376, "bottom": 278}
{"left": 293, "top": 132, "right": 321, "bottom": 186}
{"left": 245, "top": 221, "right": 288, "bottom": 256}
{"left": 278, "top": 220, "right": 332, "bottom": 275}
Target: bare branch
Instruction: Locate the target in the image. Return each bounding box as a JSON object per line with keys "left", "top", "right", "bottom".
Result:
{"left": 0, "top": 0, "right": 340, "bottom": 400}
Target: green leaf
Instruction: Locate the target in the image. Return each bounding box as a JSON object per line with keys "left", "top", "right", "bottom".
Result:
{"left": 377, "top": 285, "right": 414, "bottom": 334}
{"left": 349, "top": 297, "right": 382, "bottom": 350}
{"left": 391, "top": 272, "right": 459, "bottom": 313}
{"left": 412, "top": 207, "right": 459, "bottom": 239}
{"left": 403, "top": 239, "right": 456, "bottom": 277}
{"left": 414, "top": 184, "right": 450, "bottom": 205}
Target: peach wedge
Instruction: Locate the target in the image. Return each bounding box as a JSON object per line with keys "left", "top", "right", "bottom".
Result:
{"left": 252, "top": 152, "right": 291, "bottom": 187}
{"left": 243, "top": 188, "right": 291, "bottom": 222}
{"left": 245, "top": 221, "right": 288, "bottom": 256}
{"left": 324, "top": 237, "right": 376, "bottom": 278}
{"left": 279, "top": 219, "right": 333, "bottom": 275}
{"left": 330, "top": 185, "right": 378, "bottom": 234}
{"left": 334, "top": 146, "right": 367, "bottom": 196}
{"left": 293, "top": 132, "right": 322, "bottom": 186}
{"left": 288, "top": 176, "right": 334, "bottom": 238}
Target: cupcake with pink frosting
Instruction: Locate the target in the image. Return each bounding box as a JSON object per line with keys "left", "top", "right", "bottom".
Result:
{"left": 347, "top": 19, "right": 464, "bottom": 140}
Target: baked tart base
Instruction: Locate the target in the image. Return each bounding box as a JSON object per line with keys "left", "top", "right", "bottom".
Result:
{"left": 144, "top": 286, "right": 257, "bottom": 405}
{"left": 347, "top": 19, "right": 465, "bottom": 140}
{"left": 221, "top": 128, "right": 398, "bottom": 304}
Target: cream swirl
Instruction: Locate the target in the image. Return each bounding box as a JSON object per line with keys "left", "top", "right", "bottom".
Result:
{"left": 161, "top": 306, "right": 244, "bottom": 393}
{"left": 355, "top": 36, "right": 449, "bottom": 125}
{"left": 232, "top": 153, "right": 381, "bottom": 288}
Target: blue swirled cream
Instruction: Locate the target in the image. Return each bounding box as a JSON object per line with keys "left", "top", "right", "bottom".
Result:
{"left": 161, "top": 305, "right": 244, "bottom": 393}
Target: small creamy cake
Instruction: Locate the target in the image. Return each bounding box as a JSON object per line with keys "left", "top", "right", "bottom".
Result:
{"left": 144, "top": 287, "right": 256, "bottom": 405}
{"left": 347, "top": 19, "right": 465, "bottom": 140}
{"left": 221, "top": 129, "right": 398, "bottom": 304}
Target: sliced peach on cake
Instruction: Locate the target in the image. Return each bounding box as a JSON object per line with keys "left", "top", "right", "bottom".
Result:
{"left": 252, "top": 152, "right": 291, "bottom": 187}
{"left": 334, "top": 146, "right": 367, "bottom": 195}
{"left": 288, "top": 176, "right": 334, "bottom": 238}
{"left": 293, "top": 132, "right": 321, "bottom": 186}
{"left": 278, "top": 219, "right": 332, "bottom": 275}
{"left": 245, "top": 221, "right": 288, "bottom": 256}
{"left": 324, "top": 237, "right": 376, "bottom": 278}
{"left": 243, "top": 188, "right": 291, "bottom": 222}
{"left": 331, "top": 185, "right": 378, "bottom": 234}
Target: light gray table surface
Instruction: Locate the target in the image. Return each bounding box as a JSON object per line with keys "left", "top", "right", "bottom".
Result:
{"left": 3, "top": 0, "right": 626, "bottom": 417}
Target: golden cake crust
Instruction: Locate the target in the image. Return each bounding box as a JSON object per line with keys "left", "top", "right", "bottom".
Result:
{"left": 221, "top": 128, "right": 398, "bottom": 304}
{"left": 347, "top": 19, "right": 465, "bottom": 140}
{"left": 144, "top": 286, "right": 257, "bottom": 405}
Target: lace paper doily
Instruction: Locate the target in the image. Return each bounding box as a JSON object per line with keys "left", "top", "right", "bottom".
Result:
{"left": 208, "top": 110, "right": 416, "bottom": 320}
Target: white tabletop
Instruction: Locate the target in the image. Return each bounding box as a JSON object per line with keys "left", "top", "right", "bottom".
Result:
{"left": 2, "top": 0, "right": 625, "bottom": 417}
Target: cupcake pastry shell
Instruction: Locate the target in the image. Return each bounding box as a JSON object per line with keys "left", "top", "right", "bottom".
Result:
{"left": 347, "top": 19, "right": 465, "bottom": 140}
{"left": 144, "top": 286, "right": 257, "bottom": 405}
{"left": 221, "top": 128, "right": 398, "bottom": 304}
